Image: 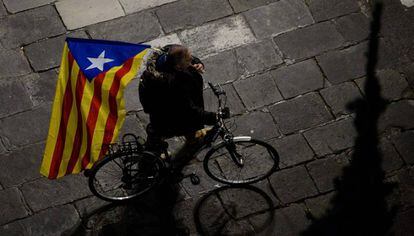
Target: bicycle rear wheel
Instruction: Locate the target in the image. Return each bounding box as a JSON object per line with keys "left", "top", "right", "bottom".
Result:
{"left": 88, "top": 151, "right": 164, "bottom": 202}
{"left": 203, "top": 138, "right": 279, "bottom": 185}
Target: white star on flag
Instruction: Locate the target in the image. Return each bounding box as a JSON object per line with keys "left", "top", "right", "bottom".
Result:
{"left": 86, "top": 50, "right": 114, "bottom": 71}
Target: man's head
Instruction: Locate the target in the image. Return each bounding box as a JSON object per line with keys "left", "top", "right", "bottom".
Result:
{"left": 167, "top": 45, "right": 192, "bottom": 71}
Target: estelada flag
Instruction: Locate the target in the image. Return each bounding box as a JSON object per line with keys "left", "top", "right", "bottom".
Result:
{"left": 40, "top": 38, "right": 150, "bottom": 179}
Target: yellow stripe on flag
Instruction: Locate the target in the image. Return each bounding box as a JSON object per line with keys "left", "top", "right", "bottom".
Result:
{"left": 57, "top": 64, "right": 80, "bottom": 178}
{"left": 40, "top": 44, "right": 70, "bottom": 177}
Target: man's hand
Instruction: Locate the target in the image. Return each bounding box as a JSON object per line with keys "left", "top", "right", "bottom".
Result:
{"left": 219, "top": 107, "right": 230, "bottom": 119}
{"left": 191, "top": 63, "right": 205, "bottom": 74}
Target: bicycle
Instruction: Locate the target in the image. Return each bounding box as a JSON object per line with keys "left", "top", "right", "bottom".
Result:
{"left": 87, "top": 82, "right": 280, "bottom": 202}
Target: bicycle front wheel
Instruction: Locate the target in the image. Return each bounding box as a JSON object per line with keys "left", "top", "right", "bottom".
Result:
{"left": 203, "top": 138, "right": 279, "bottom": 185}
{"left": 88, "top": 151, "right": 164, "bottom": 202}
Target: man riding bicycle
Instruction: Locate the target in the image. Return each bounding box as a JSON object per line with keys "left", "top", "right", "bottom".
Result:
{"left": 138, "top": 44, "right": 229, "bottom": 170}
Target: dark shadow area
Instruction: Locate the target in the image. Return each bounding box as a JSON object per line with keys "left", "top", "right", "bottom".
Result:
{"left": 72, "top": 180, "right": 185, "bottom": 236}
{"left": 302, "top": 2, "right": 398, "bottom": 235}
{"left": 194, "top": 185, "right": 274, "bottom": 236}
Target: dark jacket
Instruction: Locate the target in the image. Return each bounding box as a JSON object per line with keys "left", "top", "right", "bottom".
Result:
{"left": 138, "top": 47, "right": 216, "bottom": 136}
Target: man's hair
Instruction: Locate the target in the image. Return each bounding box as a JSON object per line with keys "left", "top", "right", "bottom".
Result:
{"left": 167, "top": 45, "right": 190, "bottom": 67}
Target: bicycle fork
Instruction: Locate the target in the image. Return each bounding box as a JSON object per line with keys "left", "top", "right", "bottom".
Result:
{"left": 224, "top": 138, "right": 244, "bottom": 168}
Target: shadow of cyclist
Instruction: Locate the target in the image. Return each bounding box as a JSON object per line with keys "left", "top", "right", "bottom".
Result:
{"left": 302, "top": 2, "right": 398, "bottom": 235}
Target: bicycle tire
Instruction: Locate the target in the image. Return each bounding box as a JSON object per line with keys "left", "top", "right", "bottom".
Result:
{"left": 88, "top": 151, "right": 164, "bottom": 202}
{"left": 203, "top": 138, "right": 279, "bottom": 185}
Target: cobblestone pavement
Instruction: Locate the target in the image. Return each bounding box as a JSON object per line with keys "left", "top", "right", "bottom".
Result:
{"left": 0, "top": 0, "right": 414, "bottom": 235}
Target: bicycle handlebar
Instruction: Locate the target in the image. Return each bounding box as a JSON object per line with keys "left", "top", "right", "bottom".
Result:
{"left": 208, "top": 82, "right": 225, "bottom": 97}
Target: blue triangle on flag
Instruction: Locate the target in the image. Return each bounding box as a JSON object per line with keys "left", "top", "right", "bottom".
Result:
{"left": 66, "top": 37, "right": 150, "bottom": 82}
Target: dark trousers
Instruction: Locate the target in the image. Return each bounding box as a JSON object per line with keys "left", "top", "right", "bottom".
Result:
{"left": 144, "top": 123, "right": 207, "bottom": 169}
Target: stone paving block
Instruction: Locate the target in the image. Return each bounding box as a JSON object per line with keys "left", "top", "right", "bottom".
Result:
{"left": 0, "top": 78, "right": 32, "bottom": 118}
{"left": 2, "top": 0, "right": 55, "bottom": 13}
{"left": 0, "top": 48, "right": 31, "bottom": 79}
{"left": 335, "top": 13, "right": 370, "bottom": 43}
{"left": 0, "top": 205, "right": 80, "bottom": 235}
{"left": 250, "top": 203, "right": 310, "bottom": 236}
{"left": 0, "top": 5, "right": 65, "bottom": 49}
{"left": 305, "top": 192, "right": 335, "bottom": 219}
{"left": 233, "top": 111, "right": 280, "bottom": 140}
{"left": 146, "top": 34, "right": 182, "bottom": 48}
{"left": 119, "top": 0, "right": 177, "bottom": 14}
{"left": 303, "top": 118, "right": 357, "bottom": 156}
{"left": 392, "top": 208, "right": 414, "bottom": 236}
{"left": 251, "top": 179, "right": 281, "bottom": 206}
{"left": 0, "top": 143, "right": 44, "bottom": 187}
{"left": 74, "top": 195, "right": 111, "bottom": 217}
{"left": 402, "top": 63, "right": 414, "bottom": 88}
{"left": 21, "top": 174, "right": 91, "bottom": 212}
{"left": 179, "top": 15, "right": 256, "bottom": 58}
{"left": 137, "top": 110, "right": 150, "bottom": 126}
{"left": 87, "top": 11, "right": 161, "bottom": 43}
{"left": 317, "top": 42, "right": 367, "bottom": 84}
{"left": 306, "top": 154, "right": 349, "bottom": 193}
{"left": 125, "top": 78, "right": 142, "bottom": 112}
{"left": 379, "top": 137, "right": 404, "bottom": 173}
{"left": 269, "top": 166, "right": 318, "bottom": 203}
{"left": 355, "top": 70, "right": 412, "bottom": 101}
{"left": 23, "top": 71, "right": 58, "bottom": 106}
{"left": 25, "top": 31, "right": 88, "bottom": 72}
{"left": 118, "top": 114, "right": 147, "bottom": 141}
{"left": 172, "top": 199, "right": 197, "bottom": 234}
{"left": 272, "top": 59, "right": 324, "bottom": 99}
{"left": 392, "top": 131, "right": 414, "bottom": 165}
{"left": 378, "top": 38, "right": 411, "bottom": 70}
{"left": 156, "top": 0, "right": 233, "bottom": 33}
{"left": 56, "top": 0, "right": 124, "bottom": 30}
{"left": 0, "top": 141, "right": 5, "bottom": 154}
{"left": 269, "top": 134, "right": 314, "bottom": 168}
{"left": 269, "top": 93, "right": 333, "bottom": 134}
{"left": 274, "top": 21, "right": 344, "bottom": 60}
{"left": 202, "top": 50, "right": 241, "bottom": 84}
{"left": 235, "top": 40, "right": 283, "bottom": 75}
{"left": 228, "top": 0, "right": 279, "bottom": 13}
{"left": 273, "top": 204, "right": 311, "bottom": 235}
{"left": 379, "top": 100, "right": 414, "bottom": 132}
{"left": 0, "top": 2, "right": 7, "bottom": 17}
{"left": 306, "top": 0, "right": 360, "bottom": 22}
{"left": 0, "top": 187, "right": 29, "bottom": 225}
{"left": 320, "top": 82, "right": 362, "bottom": 117}
{"left": 390, "top": 168, "right": 414, "bottom": 211}
{"left": 233, "top": 73, "right": 283, "bottom": 110}
{"left": 0, "top": 104, "right": 50, "bottom": 148}
{"left": 243, "top": 0, "right": 314, "bottom": 39}
{"left": 203, "top": 84, "right": 246, "bottom": 115}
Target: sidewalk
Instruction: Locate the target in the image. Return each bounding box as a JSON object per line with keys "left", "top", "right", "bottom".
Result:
{"left": 0, "top": 0, "right": 413, "bottom": 235}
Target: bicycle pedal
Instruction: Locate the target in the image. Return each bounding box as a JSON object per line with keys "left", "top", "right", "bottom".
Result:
{"left": 182, "top": 173, "right": 200, "bottom": 185}
{"left": 83, "top": 169, "right": 91, "bottom": 177}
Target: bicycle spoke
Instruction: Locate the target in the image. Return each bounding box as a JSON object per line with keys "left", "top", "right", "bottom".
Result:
{"left": 205, "top": 140, "right": 278, "bottom": 185}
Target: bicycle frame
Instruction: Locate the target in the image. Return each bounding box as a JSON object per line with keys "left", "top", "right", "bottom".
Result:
{"left": 192, "top": 82, "right": 252, "bottom": 167}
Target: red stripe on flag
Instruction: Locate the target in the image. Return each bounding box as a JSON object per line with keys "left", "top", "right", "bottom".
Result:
{"left": 65, "top": 71, "right": 87, "bottom": 175}
{"left": 81, "top": 73, "right": 106, "bottom": 169}
{"left": 98, "top": 58, "right": 134, "bottom": 159}
{"left": 48, "top": 53, "right": 75, "bottom": 179}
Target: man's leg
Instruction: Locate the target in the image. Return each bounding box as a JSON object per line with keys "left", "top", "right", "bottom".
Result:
{"left": 144, "top": 123, "right": 168, "bottom": 158}
{"left": 172, "top": 127, "right": 212, "bottom": 170}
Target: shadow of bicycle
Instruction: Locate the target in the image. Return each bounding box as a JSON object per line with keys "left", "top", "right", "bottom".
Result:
{"left": 193, "top": 185, "right": 275, "bottom": 236}
{"left": 71, "top": 179, "right": 189, "bottom": 236}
